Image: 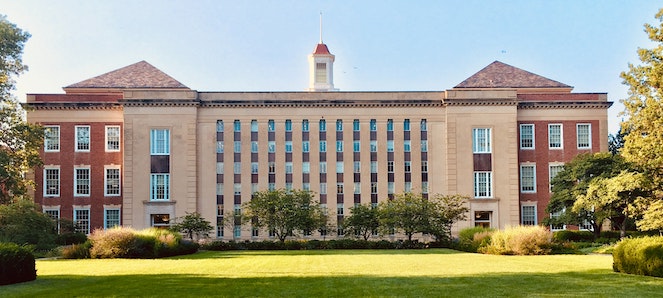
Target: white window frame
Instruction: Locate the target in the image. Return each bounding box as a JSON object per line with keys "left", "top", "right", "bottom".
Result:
{"left": 421, "top": 140, "right": 428, "bottom": 152}
{"left": 519, "top": 124, "right": 535, "bottom": 150}
{"left": 150, "top": 129, "right": 170, "bottom": 155}
{"left": 403, "top": 119, "right": 410, "bottom": 131}
{"left": 548, "top": 124, "right": 563, "bottom": 149}
{"left": 105, "top": 125, "right": 121, "bottom": 152}
{"left": 268, "top": 141, "right": 275, "bottom": 153}
{"left": 336, "top": 162, "right": 344, "bottom": 173}
{"left": 303, "top": 141, "right": 310, "bottom": 153}
{"left": 473, "top": 171, "right": 493, "bottom": 198}
{"left": 216, "top": 162, "right": 224, "bottom": 174}
{"left": 43, "top": 206, "right": 61, "bottom": 232}
{"left": 520, "top": 164, "right": 536, "bottom": 193}
{"left": 370, "top": 140, "right": 378, "bottom": 152}
{"left": 521, "top": 204, "right": 537, "bottom": 225}
{"left": 234, "top": 162, "right": 242, "bottom": 174}
{"left": 549, "top": 162, "right": 565, "bottom": 191}
{"left": 44, "top": 125, "right": 60, "bottom": 152}
{"left": 353, "top": 161, "right": 361, "bottom": 173}
{"left": 150, "top": 173, "right": 170, "bottom": 201}
{"left": 75, "top": 125, "right": 91, "bottom": 152}
{"left": 353, "top": 140, "right": 360, "bottom": 152}
{"left": 576, "top": 123, "right": 591, "bottom": 149}
{"left": 336, "top": 141, "right": 343, "bottom": 152}
{"left": 251, "top": 162, "right": 259, "bottom": 174}
{"left": 302, "top": 119, "right": 310, "bottom": 132}
{"left": 104, "top": 207, "right": 121, "bottom": 229}
{"left": 73, "top": 207, "right": 91, "bottom": 235}
{"left": 44, "top": 167, "right": 60, "bottom": 197}
{"left": 251, "top": 120, "right": 258, "bottom": 132}
{"left": 472, "top": 128, "right": 492, "bottom": 153}
{"left": 74, "top": 167, "right": 91, "bottom": 197}
{"left": 302, "top": 162, "right": 311, "bottom": 174}
{"left": 320, "top": 182, "right": 327, "bottom": 194}
{"left": 234, "top": 141, "right": 242, "bottom": 153}
{"left": 251, "top": 141, "right": 258, "bottom": 153}
{"left": 319, "top": 162, "right": 327, "bottom": 174}
{"left": 404, "top": 140, "right": 411, "bottom": 152}
{"left": 387, "top": 140, "right": 394, "bottom": 152}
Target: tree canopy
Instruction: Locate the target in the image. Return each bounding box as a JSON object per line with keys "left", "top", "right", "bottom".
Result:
{"left": 171, "top": 212, "right": 214, "bottom": 240}
{"left": 343, "top": 203, "right": 380, "bottom": 241}
{"left": 0, "top": 15, "right": 43, "bottom": 204}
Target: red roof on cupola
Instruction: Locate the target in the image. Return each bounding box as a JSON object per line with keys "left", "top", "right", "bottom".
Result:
{"left": 313, "top": 43, "right": 332, "bottom": 55}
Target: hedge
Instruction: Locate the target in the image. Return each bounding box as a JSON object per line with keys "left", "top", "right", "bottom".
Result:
{"left": 613, "top": 236, "right": 663, "bottom": 277}
{"left": 0, "top": 242, "right": 36, "bottom": 285}
{"left": 201, "top": 239, "right": 429, "bottom": 251}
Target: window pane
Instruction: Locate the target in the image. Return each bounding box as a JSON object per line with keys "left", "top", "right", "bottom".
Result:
{"left": 45, "top": 126, "right": 60, "bottom": 151}
{"left": 520, "top": 124, "right": 534, "bottom": 149}
{"left": 76, "top": 126, "right": 90, "bottom": 151}
{"left": 106, "top": 126, "right": 121, "bottom": 151}
{"left": 520, "top": 165, "right": 536, "bottom": 193}
{"left": 577, "top": 124, "right": 591, "bottom": 149}
{"left": 549, "top": 124, "right": 562, "bottom": 148}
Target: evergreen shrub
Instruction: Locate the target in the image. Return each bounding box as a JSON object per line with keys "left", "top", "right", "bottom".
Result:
{"left": 613, "top": 236, "right": 663, "bottom": 277}
{"left": 0, "top": 242, "right": 36, "bottom": 285}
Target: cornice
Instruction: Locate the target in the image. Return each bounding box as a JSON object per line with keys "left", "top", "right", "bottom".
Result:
{"left": 518, "top": 101, "right": 613, "bottom": 109}
{"left": 24, "top": 102, "right": 123, "bottom": 110}
{"left": 200, "top": 99, "right": 443, "bottom": 108}
{"left": 443, "top": 99, "right": 518, "bottom": 106}
{"left": 120, "top": 99, "right": 200, "bottom": 107}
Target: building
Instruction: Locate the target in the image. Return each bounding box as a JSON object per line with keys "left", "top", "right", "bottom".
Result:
{"left": 26, "top": 40, "right": 611, "bottom": 239}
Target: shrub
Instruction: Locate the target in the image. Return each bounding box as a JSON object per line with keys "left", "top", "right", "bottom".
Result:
{"left": 61, "top": 241, "right": 92, "bottom": 259}
{"left": 480, "top": 225, "right": 552, "bottom": 255}
{"left": 552, "top": 230, "right": 594, "bottom": 242}
{"left": 613, "top": 236, "right": 663, "bottom": 277}
{"left": 0, "top": 242, "right": 36, "bottom": 285}
{"left": 88, "top": 227, "right": 198, "bottom": 258}
{"left": 454, "top": 226, "right": 494, "bottom": 252}
{"left": 56, "top": 232, "right": 88, "bottom": 246}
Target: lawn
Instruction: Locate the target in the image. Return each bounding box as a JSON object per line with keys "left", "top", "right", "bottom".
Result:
{"left": 3, "top": 249, "right": 663, "bottom": 297}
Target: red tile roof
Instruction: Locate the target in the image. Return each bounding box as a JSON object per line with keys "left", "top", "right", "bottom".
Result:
{"left": 454, "top": 61, "right": 571, "bottom": 89}
{"left": 313, "top": 43, "right": 332, "bottom": 55}
{"left": 65, "top": 60, "right": 189, "bottom": 89}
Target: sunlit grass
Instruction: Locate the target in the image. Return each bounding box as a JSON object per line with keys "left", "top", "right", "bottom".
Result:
{"left": 4, "top": 249, "right": 663, "bottom": 297}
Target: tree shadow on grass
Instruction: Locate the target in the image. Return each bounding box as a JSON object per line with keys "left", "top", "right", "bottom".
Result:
{"left": 170, "top": 248, "right": 465, "bottom": 259}
{"left": 4, "top": 270, "right": 663, "bottom": 297}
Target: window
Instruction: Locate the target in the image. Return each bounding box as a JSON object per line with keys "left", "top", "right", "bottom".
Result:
{"left": 370, "top": 161, "right": 378, "bottom": 173}
{"left": 268, "top": 162, "right": 276, "bottom": 173}
{"left": 251, "top": 120, "right": 258, "bottom": 132}
{"left": 337, "top": 203, "right": 344, "bottom": 215}
{"left": 549, "top": 163, "right": 565, "bottom": 190}
{"left": 285, "top": 141, "right": 293, "bottom": 153}
{"left": 320, "top": 183, "right": 327, "bottom": 194}
{"left": 420, "top": 119, "right": 427, "bottom": 131}
{"left": 387, "top": 119, "right": 393, "bottom": 131}
{"left": 285, "top": 119, "right": 292, "bottom": 131}
{"left": 150, "top": 129, "right": 170, "bottom": 155}
{"left": 302, "top": 119, "right": 309, "bottom": 132}
{"left": 404, "top": 161, "right": 411, "bottom": 173}
{"left": 549, "top": 124, "right": 563, "bottom": 149}
{"left": 106, "top": 126, "right": 121, "bottom": 151}
{"left": 234, "top": 162, "right": 241, "bottom": 174}
{"left": 74, "top": 168, "right": 90, "bottom": 196}
{"left": 472, "top": 128, "right": 491, "bottom": 153}
{"left": 421, "top": 140, "right": 428, "bottom": 152}
{"left": 104, "top": 167, "right": 121, "bottom": 196}
{"left": 520, "top": 124, "right": 534, "bottom": 149}
{"left": 550, "top": 209, "right": 565, "bottom": 230}
{"left": 75, "top": 126, "right": 90, "bottom": 151}
{"left": 151, "top": 214, "right": 170, "bottom": 228}
{"left": 336, "top": 119, "right": 343, "bottom": 131}
{"left": 315, "top": 62, "right": 327, "bottom": 83}
{"left": 285, "top": 162, "right": 293, "bottom": 174}
{"left": 303, "top": 141, "right": 310, "bottom": 153}
{"left": 319, "top": 141, "right": 327, "bottom": 152}
{"left": 302, "top": 162, "right": 311, "bottom": 174}
{"left": 216, "top": 141, "right": 224, "bottom": 153}
{"left": 44, "top": 126, "right": 60, "bottom": 152}
{"left": 354, "top": 182, "right": 361, "bottom": 194}
{"left": 216, "top": 162, "right": 224, "bottom": 174}
{"left": 404, "top": 140, "right": 411, "bottom": 152}
{"left": 44, "top": 209, "right": 60, "bottom": 232}
{"left": 285, "top": 183, "right": 293, "bottom": 191}
{"left": 371, "top": 182, "right": 378, "bottom": 194}
{"left": 104, "top": 208, "right": 121, "bottom": 229}
{"left": 387, "top": 182, "right": 395, "bottom": 194}
{"left": 268, "top": 120, "right": 275, "bottom": 132}
{"left": 336, "top": 141, "right": 343, "bottom": 152}
{"left": 387, "top": 161, "right": 394, "bottom": 173}
{"left": 370, "top": 119, "right": 377, "bottom": 131}
{"left": 336, "top": 162, "right": 344, "bottom": 173}
{"left": 354, "top": 161, "right": 361, "bottom": 173}
{"left": 353, "top": 119, "right": 360, "bottom": 131}
{"left": 234, "top": 120, "right": 241, "bottom": 132}
{"left": 303, "top": 183, "right": 311, "bottom": 191}
{"left": 336, "top": 183, "right": 344, "bottom": 194}
{"left": 353, "top": 141, "right": 360, "bottom": 152}
{"left": 421, "top": 161, "right": 428, "bottom": 173}
{"left": 403, "top": 119, "right": 410, "bottom": 131}
{"left": 74, "top": 208, "right": 90, "bottom": 235}
{"left": 234, "top": 225, "right": 241, "bottom": 238}
{"left": 404, "top": 181, "right": 412, "bottom": 192}
{"left": 387, "top": 140, "right": 394, "bottom": 152}
{"left": 422, "top": 181, "right": 429, "bottom": 194}
{"left": 268, "top": 183, "right": 276, "bottom": 191}
{"left": 320, "top": 162, "right": 327, "bottom": 173}
{"left": 520, "top": 165, "right": 536, "bottom": 193}
{"left": 251, "top": 141, "right": 258, "bottom": 153}
{"left": 577, "top": 123, "right": 591, "bottom": 149}
{"left": 234, "top": 183, "right": 241, "bottom": 196}
{"left": 370, "top": 140, "right": 377, "bottom": 152}
{"left": 521, "top": 205, "right": 537, "bottom": 225}
{"left": 216, "top": 120, "right": 224, "bottom": 132}
{"left": 268, "top": 141, "right": 275, "bottom": 153}
{"left": 216, "top": 183, "right": 224, "bottom": 195}
{"left": 251, "top": 162, "right": 259, "bottom": 174}
{"left": 150, "top": 174, "right": 170, "bottom": 201}
{"left": 44, "top": 168, "right": 60, "bottom": 197}
{"left": 474, "top": 172, "right": 492, "bottom": 198}
{"left": 319, "top": 119, "right": 326, "bottom": 132}
{"left": 234, "top": 141, "right": 241, "bottom": 153}
{"left": 474, "top": 211, "right": 491, "bottom": 228}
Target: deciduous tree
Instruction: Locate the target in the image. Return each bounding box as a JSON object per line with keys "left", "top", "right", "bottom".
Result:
{"left": 343, "top": 203, "right": 379, "bottom": 241}
{"left": 171, "top": 212, "right": 214, "bottom": 240}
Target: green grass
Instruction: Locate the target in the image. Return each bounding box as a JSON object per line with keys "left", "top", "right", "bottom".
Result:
{"left": 4, "top": 249, "right": 663, "bottom": 297}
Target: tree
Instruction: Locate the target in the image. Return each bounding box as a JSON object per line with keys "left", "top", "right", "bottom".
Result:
{"left": 0, "top": 200, "right": 57, "bottom": 250}
{"left": 425, "top": 194, "right": 470, "bottom": 243}
{"left": 242, "top": 189, "right": 326, "bottom": 242}
{"left": 343, "top": 203, "right": 380, "bottom": 241}
{"left": 171, "top": 212, "right": 214, "bottom": 241}
{"left": 0, "top": 15, "right": 43, "bottom": 204}
{"left": 378, "top": 192, "right": 431, "bottom": 241}
{"left": 620, "top": 8, "right": 663, "bottom": 234}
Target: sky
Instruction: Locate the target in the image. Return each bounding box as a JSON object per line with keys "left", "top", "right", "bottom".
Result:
{"left": 2, "top": 0, "right": 662, "bottom": 134}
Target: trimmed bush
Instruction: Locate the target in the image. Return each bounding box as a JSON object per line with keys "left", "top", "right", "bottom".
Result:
{"left": 88, "top": 227, "right": 198, "bottom": 259}
{"left": 480, "top": 225, "right": 552, "bottom": 255}
{"left": 613, "top": 236, "right": 663, "bottom": 277}
{"left": 0, "top": 242, "right": 36, "bottom": 285}
{"left": 454, "top": 226, "right": 494, "bottom": 252}
{"left": 552, "top": 230, "right": 594, "bottom": 242}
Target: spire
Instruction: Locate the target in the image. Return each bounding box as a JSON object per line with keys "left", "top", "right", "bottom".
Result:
{"left": 308, "top": 12, "right": 337, "bottom": 91}
{"left": 319, "top": 11, "right": 323, "bottom": 44}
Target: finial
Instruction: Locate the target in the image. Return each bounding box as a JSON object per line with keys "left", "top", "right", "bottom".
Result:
{"left": 319, "top": 11, "right": 323, "bottom": 44}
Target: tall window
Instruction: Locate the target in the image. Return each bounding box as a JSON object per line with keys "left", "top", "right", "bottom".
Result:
{"left": 234, "top": 162, "right": 242, "bottom": 174}
{"left": 285, "top": 141, "right": 293, "bottom": 153}
{"left": 403, "top": 119, "right": 410, "bottom": 131}
{"left": 75, "top": 126, "right": 90, "bottom": 152}
{"left": 268, "top": 141, "right": 275, "bottom": 153}
{"left": 353, "top": 161, "right": 361, "bottom": 173}
{"left": 353, "top": 119, "right": 360, "bottom": 131}
{"left": 216, "top": 120, "right": 224, "bottom": 132}
{"left": 74, "top": 168, "right": 90, "bottom": 196}
{"left": 421, "top": 161, "right": 428, "bottom": 173}
{"left": 387, "top": 161, "right": 394, "bottom": 173}
{"left": 577, "top": 123, "right": 591, "bottom": 149}
{"left": 44, "top": 168, "right": 60, "bottom": 197}
{"left": 234, "top": 120, "right": 241, "bottom": 132}
{"left": 251, "top": 162, "right": 259, "bottom": 174}
{"left": 320, "top": 162, "right": 327, "bottom": 173}
{"left": 319, "top": 119, "right": 326, "bottom": 132}
{"left": 285, "top": 162, "right": 293, "bottom": 174}
{"left": 404, "top": 140, "right": 411, "bottom": 152}
{"left": 422, "top": 181, "right": 429, "bottom": 194}
{"left": 421, "top": 140, "right": 428, "bottom": 152}
{"left": 387, "top": 119, "right": 393, "bottom": 131}
{"left": 44, "top": 126, "right": 60, "bottom": 152}
{"left": 268, "top": 120, "right": 275, "bottom": 132}
{"left": 320, "top": 141, "right": 327, "bottom": 152}
{"left": 370, "top": 140, "right": 378, "bottom": 152}
{"left": 336, "top": 162, "right": 344, "bottom": 173}
{"left": 387, "top": 182, "right": 395, "bottom": 194}
{"left": 234, "top": 141, "right": 241, "bottom": 153}
{"left": 320, "top": 183, "right": 327, "bottom": 194}
{"left": 336, "top": 141, "right": 343, "bottom": 152}
{"left": 548, "top": 124, "right": 563, "bottom": 149}
{"left": 104, "top": 208, "right": 121, "bottom": 229}
{"left": 336, "top": 183, "right": 344, "bottom": 194}
{"left": 302, "top": 162, "right": 311, "bottom": 174}
{"left": 474, "top": 172, "right": 492, "bottom": 198}
{"left": 74, "top": 208, "right": 90, "bottom": 235}
{"left": 251, "top": 120, "right": 258, "bottom": 132}
{"left": 521, "top": 205, "right": 537, "bottom": 225}
{"left": 303, "top": 141, "right": 310, "bottom": 153}
{"left": 315, "top": 63, "right": 327, "bottom": 83}
{"left": 520, "top": 124, "right": 534, "bottom": 149}
{"left": 370, "top": 161, "right": 378, "bottom": 173}
{"left": 336, "top": 119, "right": 343, "bottom": 131}
{"left": 404, "top": 181, "right": 412, "bottom": 192}
{"left": 520, "top": 165, "right": 536, "bottom": 193}
{"left": 217, "top": 141, "right": 224, "bottom": 153}
{"left": 104, "top": 168, "right": 120, "bottom": 196}
{"left": 354, "top": 182, "right": 361, "bottom": 194}
{"left": 251, "top": 141, "right": 259, "bottom": 153}
{"left": 150, "top": 174, "right": 170, "bottom": 201}
{"left": 420, "top": 119, "right": 427, "bottom": 131}
{"left": 285, "top": 120, "right": 292, "bottom": 131}
{"left": 370, "top": 119, "right": 377, "bottom": 131}
{"left": 353, "top": 141, "right": 360, "bottom": 152}
{"left": 268, "top": 162, "right": 276, "bottom": 173}
{"left": 387, "top": 140, "right": 394, "bottom": 152}
{"left": 549, "top": 163, "right": 565, "bottom": 190}
{"left": 472, "top": 128, "right": 491, "bottom": 153}
{"left": 302, "top": 119, "right": 310, "bottom": 132}
{"left": 106, "top": 126, "right": 121, "bottom": 151}
{"left": 44, "top": 209, "right": 60, "bottom": 232}
{"left": 404, "top": 161, "right": 411, "bottom": 173}
{"left": 150, "top": 129, "right": 170, "bottom": 155}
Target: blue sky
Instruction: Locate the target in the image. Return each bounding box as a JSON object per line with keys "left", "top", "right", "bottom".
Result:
{"left": 2, "top": 0, "right": 661, "bottom": 134}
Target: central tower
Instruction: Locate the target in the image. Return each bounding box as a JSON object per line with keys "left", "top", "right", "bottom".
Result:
{"left": 308, "top": 13, "right": 338, "bottom": 91}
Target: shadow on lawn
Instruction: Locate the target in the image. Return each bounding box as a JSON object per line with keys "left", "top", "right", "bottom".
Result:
{"left": 4, "top": 270, "right": 663, "bottom": 297}
{"left": 171, "top": 248, "right": 465, "bottom": 259}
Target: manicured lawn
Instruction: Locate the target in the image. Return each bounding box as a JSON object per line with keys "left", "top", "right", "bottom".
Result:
{"left": 4, "top": 249, "right": 663, "bottom": 297}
